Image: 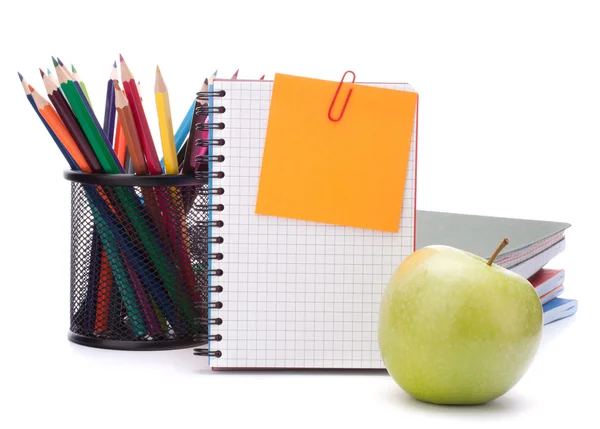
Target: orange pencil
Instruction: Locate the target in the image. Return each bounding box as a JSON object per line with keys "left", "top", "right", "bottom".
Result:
{"left": 29, "top": 85, "right": 92, "bottom": 173}
{"left": 113, "top": 117, "right": 127, "bottom": 165}
{"left": 114, "top": 82, "right": 147, "bottom": 174}
{"left": 94, "top": 249, "right": 113, "bottom": 331}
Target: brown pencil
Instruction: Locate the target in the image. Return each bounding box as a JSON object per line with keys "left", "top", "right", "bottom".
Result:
{"left": 114, "top": 82, "right": 148, "bottom": 175}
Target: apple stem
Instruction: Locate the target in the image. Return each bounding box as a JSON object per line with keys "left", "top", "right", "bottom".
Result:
{"left": 487, "top": 238, "right": 509, "bottom": 266}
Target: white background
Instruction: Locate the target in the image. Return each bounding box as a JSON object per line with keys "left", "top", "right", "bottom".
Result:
{"left": 0, "top": 0, "right": 598, "bottom": 428}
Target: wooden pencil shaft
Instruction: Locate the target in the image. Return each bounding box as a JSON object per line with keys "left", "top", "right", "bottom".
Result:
{"left": 60, "top": 80, "right": 120, "bottom": 173}
{"left": 182, "top": 102, "right": 208, "bottom": 174}
{"left": 117, "top": 105, "right": 148, "bottom": 175}
{"left": 29, "top": 95, "right": 79, "bottom": 170}
{"left": 156, "top": 90, "right": 178, "bottom": 175}
{"left": 122, "top": 78, "right": 162, "bottom": 174}
{"left": 85, "top": 189, "right": 148, "bottom": 335}
{"left": 114, "top": 120, "right": 127, "bottom": 163}
{"left": 103, "top": 79, "right": 117, "bottom": 144}
{"left": 73, "top": 80, "right": 124, "bottom": 171}
{"left": 38, "top": 104, "right": 92, "bottom": 173}
{"left": 113, "top": 185, "right": 197, "bottom": 327}
{"left": 48, "top": 90, "right": 103, "bottom": 173}
{"left": 100, "top": 186, "right": 183, "bottom": 332}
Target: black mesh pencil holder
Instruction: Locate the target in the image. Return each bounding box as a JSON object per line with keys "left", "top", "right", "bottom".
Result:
{"left": 64, "top": 171, "right": 212, "bottom": 351}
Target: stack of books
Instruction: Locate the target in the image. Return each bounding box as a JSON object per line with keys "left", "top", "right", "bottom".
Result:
{"left": 417, "top": 210, "right": 578, "bottom": 325}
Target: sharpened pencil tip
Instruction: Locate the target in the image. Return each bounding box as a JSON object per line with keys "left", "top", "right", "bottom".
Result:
{"left": 17, "top": 72, "right": 23, "bottom": 81}
{"left": 119, "top": 54, "right": 124, "bottom": 62}
{"left": 47, "top": 68, "right": 52, "bottom": 75}
{"left": 213, "top": 69, "right": 218, "bottom": 76}
{"left": 28, "top": 84, "right": 34, "bottom": 92}
{"left": 39, "top": 68, "right": 46, "bottom": 77}
{"left": 57, "top": 58, "right": 66, "bottom": 67}
{"left": 156, "top": 65, "right": 161, "bottom": 73}
{"left": 52, "top": 57, "right": 58, "bottom": 67}
{"left": 204, "top": 78, "right": 208, "bottom": 85}
{"left": 71, "top": 64, "right": 77, "bottom": 73}
{"left": 113, "top": 60, "right": 117, "bottom": 68}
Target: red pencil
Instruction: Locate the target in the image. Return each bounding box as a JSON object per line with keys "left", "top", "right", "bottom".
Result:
{"left": 119, "top": 55, "right": 162, "bottom": 175}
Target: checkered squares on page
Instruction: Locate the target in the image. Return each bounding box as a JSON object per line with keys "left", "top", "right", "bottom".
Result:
{"left": 209, "top": 80, "right": 417, "bottom": 368}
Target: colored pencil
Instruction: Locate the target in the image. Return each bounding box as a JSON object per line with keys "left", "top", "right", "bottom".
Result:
{"left": 118, "top": 74, "right": 179, "bottom": 246}
{"left": 19, "top": 73, "right": 78, "bottom": 170}
{"left": 84, "top": 229, "right": 102, "bottom": 331}
{"left": 114, "top": 84, "right": 195, "bottom": 328}
{"left": 41, "top": 70, "right": 103, "bottom": 173}
{"left": 94, "top": 247, "right": 113, "bottom": 332}
{"left": 113, "top": 119, "right": 127, "bottom": 164}
{"left": 55, "top": 64, "right": 123, "bottom": 174}
{"left": 232, "top": 69, "right": 239, "bottom": 79}
{"left": 44, "top": 65, "right": 109, "bottom": 327}
{"left": 24, "top": 72, "right": 148, "bottom": 335}
{"left": 69, "top": 65, "right": 124, "bottom": 169}
{"left": 181, "top": 78, "right": 210, "bottom": 174}
{"left": 155, "top": 67, "right": 199, "bottom": 300}
{"left": 103, "top": 61, "right": 118, "bottom": 145}
{"left": 47, "top": 68, "right": 59, "bottom": 86}
{"left": 120, "top": 55, "right": 162, "bottom": 175}
{"left": 58, "top": 67, "right": 192, "bottom": 326}
{"left": 54, "top": 57, "right": 73, "bottom": 79}
{"left": 173, "top": 101, "right": 195, "bottom": 167}
{"left": 23, "top": 57, "right": 204, "bottom": 334}
{"left": 197, "top": 72, "right": 218, "bottom": 161}
{"left": 84, "top": 192, "right": 150, "bottom": 336}
{"left": 114, "top": 83, "right": 148, "bottom": 174}
{"left": 29, "top": 85, "right": 92, "bottom": 173}
{"left": 155, "top": 66, "right": 178, "bottom": 175}
{"left": 45, "top": 63, "right": 108, "bottom": 332}
{"left": 172, "top": 69, "right": 218, "bottom": 168}
{"left": 71, "top": 63, "right": 92, "bottom": 106}
{"left": 121, "top": 70, "right": 198, "bottom": 304}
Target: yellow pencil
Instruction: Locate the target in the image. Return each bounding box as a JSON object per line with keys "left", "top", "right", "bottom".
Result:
{"left": 154, "top": 66, "right": 177, "bottom": 175}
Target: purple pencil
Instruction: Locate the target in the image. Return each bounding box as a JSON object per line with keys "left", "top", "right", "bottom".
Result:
{"left": 103, "top": 61, "right": 118, "bottom": 145}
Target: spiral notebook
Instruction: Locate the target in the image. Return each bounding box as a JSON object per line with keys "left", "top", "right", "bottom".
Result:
{"left": 193, "top": 75, "right": 419, "bottom": 369}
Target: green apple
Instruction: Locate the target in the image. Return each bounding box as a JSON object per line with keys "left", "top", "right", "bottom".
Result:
{"left": 378, "top": 242, "right": 543, "bottom": 405}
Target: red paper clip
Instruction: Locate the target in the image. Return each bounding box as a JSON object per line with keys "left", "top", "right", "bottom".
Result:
{"left": 328, "top": 70, "right": 356, "bottom": 122}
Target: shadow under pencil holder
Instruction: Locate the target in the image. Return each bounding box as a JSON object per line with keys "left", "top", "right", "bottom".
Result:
{"left": 64, "top": 171, "right": 213, "bottom": 351}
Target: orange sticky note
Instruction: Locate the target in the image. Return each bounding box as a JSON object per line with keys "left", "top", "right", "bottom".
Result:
{"left": 255, "top": 73, "right": 418, "bottom": 232}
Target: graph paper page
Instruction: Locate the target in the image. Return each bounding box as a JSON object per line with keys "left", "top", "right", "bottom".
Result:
{"left": 209, "top": 79, "right": 417, "bottom": 368}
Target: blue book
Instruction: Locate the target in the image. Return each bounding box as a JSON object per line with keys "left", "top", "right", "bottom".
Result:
{"left": 543, "top": 297, "right": 578, "bottom": 325}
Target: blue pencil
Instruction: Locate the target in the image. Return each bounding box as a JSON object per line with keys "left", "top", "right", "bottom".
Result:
{"left": 162, "top": 69, "right": 218, "bottom": 169}
{"left": 175, "top": 101, "right": 195, "bottom": 153}
{"left": 19, "top": 73, "right": 78, "bottom": 170}
{"left": 103, "top": 61, "right": 118, "bottom": 145}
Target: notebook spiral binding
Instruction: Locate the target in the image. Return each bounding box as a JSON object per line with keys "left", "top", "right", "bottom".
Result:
{"left": 193, "top": 87, "right": 226, "bottom": 359}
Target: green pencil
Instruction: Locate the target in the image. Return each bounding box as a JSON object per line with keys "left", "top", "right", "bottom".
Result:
{"left": 54, "top": 61, "right": 121, "bottom": 173}
{"left": 71, "top": 63, "right": 92, "bottom": 107}
{"left": 87, "top": 193, "right": 147, "bottom": 336}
